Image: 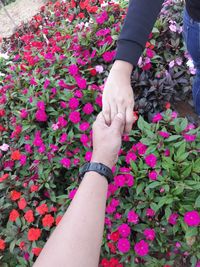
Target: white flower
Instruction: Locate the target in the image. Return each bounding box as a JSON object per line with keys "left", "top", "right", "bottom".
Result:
{"left": 186, "top": 59, "right": 194, "bottom": 68}
{"left": 0, "top": 53, "right": 9, "bottom": 60}
{"left": 95, "top": 65, "right": 104, "bottom": 73}
{"left": 0, "top": 143, "right": 9, "bottom": 151}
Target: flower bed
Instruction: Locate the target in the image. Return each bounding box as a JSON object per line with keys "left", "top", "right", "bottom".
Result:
{"left": 0, "top": 0, "right": 200, "bottom": 266}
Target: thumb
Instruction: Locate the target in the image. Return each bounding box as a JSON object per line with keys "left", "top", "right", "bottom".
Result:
{"left": 111, "top": 113, "right": 125, "bottom": 134}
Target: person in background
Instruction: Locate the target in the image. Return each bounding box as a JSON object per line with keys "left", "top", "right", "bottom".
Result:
{"left": 34, "top": 112, "right": 125, "bottom": 267}
{"left": 102, "top": 0, "right": 200, "bottom": 133}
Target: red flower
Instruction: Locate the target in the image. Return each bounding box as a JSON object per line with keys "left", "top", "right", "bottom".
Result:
{"left": 55, "top": 215, "right": 63, "bottom": 225}
{"left": 30, "top": 184, "right": 39, "bottom": 192}
{"left": 107, "top": 242, "right": 116, "bottom": 254}
{"left": 11, "top": 150, "right": 21, "bottom": 160}
{"left": 32, "top": 247, "right": 42, "bottom": 256}
{"left": 10, "top": 190, "right": 21, "bottom": 201}
{"left": 42, "top": 214, "right": 54, "bottom": 228}
{"left": 24, "top": 210, "right": 34, "bottom": 223}
{"left": 0, "top": 109, "right": 5, "bottom": 117}
{"left": 0, "top": 239, "right": 5, "bottom": 251}
{"left": 28, "top": 228, "right": 41, "bottom": 241}
{"left": 9, "top": 209, "right": 20, "bottom": 222}
{"left": 0, "top": 173, "right": 9, "bottom": 182}
{"left": 36, "top": 203, "right": 48, "bottom": 215}
{"left": 110, "top": 230, "right": 120, "bottom": 242}
{"left": 18, "top": 198, "right": 27, "bottom": 210}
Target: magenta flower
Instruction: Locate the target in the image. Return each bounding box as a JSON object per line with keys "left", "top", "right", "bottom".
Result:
{"left": 20, "top": 109, "right": 28, "bottom": 119}
{"left": 33, "top": 131, "right": 43, "bottom": 147}
{"left": 35, "top": 110, "right": 48, "bottom": 122}
{"left": 117, "top": 238, "right": 130, "bottom": 253}
{"left": 76, "top": 77, "right": 87, "bottom": 89}
{"left": 80, "top": 134, "right": 89, "bottom": 145}
{"left": 144, "top": 228, "right": 155, "bottom": 241}
{"left": 44, "top": 79, "right": 50, "bottom": 89}
{"left": 59, "top": 133, "right": 67, "bottom": 143}
{"left": 102, "top": 51, "right": 116, "bottom": 62}
{"left": 146, "top": 48, "right": 154, "bottom": 58}
{"left": 83, "top": 103, "right": 94, "bottom": 115}
{"left": 69, "top": 111, "right": 81, "bottom": 124}
{"left": 37, "top": 101, "right": 45, "bottom": 110}
{"left": 114, "top": 175, "right": 126, "bottom": 187}
{"left": 68, "top": 98, "right": 79, "bottom": 110}
{"left": 168, "top": 213, "right": 179, "bottom": 225}
{"left": 68, "top": 189, "right": 77, "bottom": 200}
{"left": 60, "top": 158, "right": 71, "bottom": 168}
{"left": 136, "top": 142, "right": 147, "bottom": 155}
{"left": 125, "top": 152, "right": 137, "bottom": 164}
{"left": 134, "top": 240, "right": 149, "bottom": 256}
{"left": 146, "top": 208, "right": 155, "bottom": 217}
{"left": 152, "top": 113, "right": 163, "bottom": 123}
{"left": 85, "top": 151, "right": 92, "bottom": 161}
{"left": 159, "top": 131, "right": 170, "bottom": 138}
{"left": 145, "top": 154, "right": 157, "bottom": 168}
{"left": 79, "top": 122, "right": 90, "bottom": 131}
{"left": 20, "top": 155, "right": 27, "bottom": 166}
{"left": 125, "top": 174, "right": 134, "bottom": 187}
{"left": 68, "top": 64, "right": 79, "bottom": 76}
{"left": 184, "top": 211, "right": 200, "bottom": 227}
{"left": 96, "top": 11, "right": 108, "bottom": 25}
{"left": 148, "top": 170, "right": 158, "bottom": 181}
{"left": 127, "top": 210, "right": 139, "bottom": 224}
{"left": 183, "top": 134, "right": 196, "bottom": 142}
{"left": 118, "top": 224, "right": 131, "bottom": 238}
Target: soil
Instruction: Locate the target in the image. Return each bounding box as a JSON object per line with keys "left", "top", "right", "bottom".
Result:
{"left": 0, "top": 0, "right": 48, "bottom": 38}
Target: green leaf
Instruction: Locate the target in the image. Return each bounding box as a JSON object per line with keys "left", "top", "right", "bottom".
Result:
{"left": 146, "top": 181, "right": 161, "bottom": 190}
{"left": 194, "top": 195, "right": 200, "bottom": 208}
{"left": 185, "top": 227, "right": 198, "bottom": 238}
{"left": 166, "top": 135, "right": 181, "bottom": 142}
{"left": 193, "top": 158, "right": 200, "bottom": 173}
{"left": 137, "top": 116, "right": 151, "bottom": 131}
{"left": 136, "top": 182, "right": 145, "bottom": 195}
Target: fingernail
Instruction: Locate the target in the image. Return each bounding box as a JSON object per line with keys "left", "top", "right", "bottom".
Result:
{"left": 117, "top": 113, "right": 123, "bottom": 119}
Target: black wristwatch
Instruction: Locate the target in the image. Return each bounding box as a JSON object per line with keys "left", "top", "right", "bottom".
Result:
{"left": 79, "top": 162, "right": 113, "bottom": 183}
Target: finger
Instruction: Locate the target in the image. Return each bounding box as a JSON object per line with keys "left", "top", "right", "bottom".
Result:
{"left": 111, "top": 113, "right": 125, "bottom": 135}
{"left": 102, "top": 102, "right": 111, "bottom": 126}
{"left": 117, "top": 104, "right": 126, "bottom": 133}
{"left": 124, "top": 106, "right": 134, "bottom": 134}
{"left": 96, "top": 112, "right": 106, "bottom": 124}
{"left": 110, "top": 101, "right": 118, "bottom": 123}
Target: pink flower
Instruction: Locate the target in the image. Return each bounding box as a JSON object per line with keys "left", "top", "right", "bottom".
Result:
{"left": 74, "top": 90, "right": 83, "bottom": 98}
{"left": 146, "top": 48, "right": 154, "bottom": 58}
{"left": 83, "top": 103, "right": 94, "bottom": 115}
{"left": 68, "top": 64, "right": 79, "bottom": 76}
{"left": 79, "top": 122, "right": 90, "bottom": 131}
{"left": 134, "top": 240, "right": 149, "bottom": 256}
{"left": 68, "top": 189, "right": 77, "bottom": 199}
{"left": 52, "top": 123, "right": 59, "bottom": 131}
{"left": 85, "top": 151, "right": 92, "bottom": 161}
{"left": 148, "top": 170, "right": 158, "bottom": 181}
{"left": 183, "top": 134, "right": 196, "bottom": 142}
{"left": 164, "top": 149, "right": 170, "bottom": 157}
{"left": 35, "top": 110, "right": 48, "bottom": 122}
{"left": 20, "top": 155, "right": 27, "bottom": 166}
{"left": 114, "top": 175, "right": 126, "bottom": 187}
{"left": 146, "top": 208, "right": 155, "bottom": 217}
{"left": 169, "top": 24, "right": 177, "bottom": 32}
{"left": 144, "top": 228, "right": 155, "bottom": 241}
{"left": 96, "top": 11, "right": 108, "bottom": 25}
{"left": 95, "top": 65, "right": 104, "bottom": 73}
{"left": 168, "top": 213, "right": 179, "bottom": 225}
{"left": 184, "top": 211, "right": 200, "bottom": 227}
{"left": 117, "top": 238, "right": 130, "bottom": 253}
{"left": 125, "top": 174, "right": 134, "bottom": 187}
{"left": 20, "top": 109, "right": 28, "bottom": 119}
{"left": 0, "top": 144, "right": 9, "bottom": 151}
{"left": 159, "top": 131, "right": 170, "bottom": 138}
{"left": 80, "top": 134, "right": 89, "bottom": 145}
{"left": 33, "top": 131, "right": 43, "bottom": 146}
{"left": 69, "top": 111, "right": 81, "bottom": 124}
{"left": 44, "top": 79, "right": 50, "bottom": 89}
{"left": 152, "top": 113, "right": 163, "bottom": 123}
{"left": 37, "top": 101, "right": 45, "bottom": 110}
{"left": 58, "top": 116, "right": 67, "bottom": 128}
{"left": 118, "top": 224, "right": 131, "bottom": 238}
{"left": 76, "top": 77, "right": 87, "bottom": 89}
{"left": 68, "top": 98, "right": 79, "bottom": 110}
{"left": 102, "top": 51, "right": 116, "bottom": 62}
{"left": 59, "top": 133, "right": 67, "bottom": 143}
{"left": 136, "top": 142, "right": 147, "bottom": 155}
{"left": 127, "top": 210, "right": 139, "bottom": 224}
{"left": 60, "top": 158, "right": 71, "bottom": 168}
{"left": 145, "top": 154, "right": 157, "bottom": 168}
{"left": 125, "top": 152, "right": 137, "bottom": 164}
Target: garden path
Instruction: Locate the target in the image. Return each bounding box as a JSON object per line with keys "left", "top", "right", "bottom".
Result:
{"left": 0, "top": 0, "right": 47, "bottom": 38}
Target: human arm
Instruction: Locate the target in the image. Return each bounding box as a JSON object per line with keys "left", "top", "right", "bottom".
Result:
{"left": 33, "top": 112, "right": 125, "bottom": 267}
{"left": 103, "top": 0, "right": 164, "bottom": 133}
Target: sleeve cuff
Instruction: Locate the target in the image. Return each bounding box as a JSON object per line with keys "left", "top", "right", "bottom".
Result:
{"left": 114, "top": 40, "right": 143, "bottom": 67}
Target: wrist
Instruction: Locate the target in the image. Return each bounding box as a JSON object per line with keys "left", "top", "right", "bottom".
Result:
{"left": 90, "top": 156, "right": 113, "bottom": 170}
{"left": 112, "top": 60, "right": 133, "bottom": 76}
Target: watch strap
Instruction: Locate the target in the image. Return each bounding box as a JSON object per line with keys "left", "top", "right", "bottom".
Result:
{"left": 79, "top": 162, "right": 113, "bottom": 183}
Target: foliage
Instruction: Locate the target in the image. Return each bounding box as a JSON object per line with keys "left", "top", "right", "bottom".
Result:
{"left": 0, "top": 0, "right": 199, "bottom": 266}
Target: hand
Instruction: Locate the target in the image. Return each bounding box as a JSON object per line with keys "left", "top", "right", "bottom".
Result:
{"left": 102, "top": 60, "right": 135, "bottom": 134}
{"left": 91, "top": 112, "right": 125, "bottom": 169}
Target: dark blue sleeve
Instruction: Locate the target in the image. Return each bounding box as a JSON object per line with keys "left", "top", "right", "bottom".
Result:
{"left": 115, "top": 0, "right": 164, "bottom": 66}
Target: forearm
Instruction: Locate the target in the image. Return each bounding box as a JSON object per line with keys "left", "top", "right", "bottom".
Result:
{"left": 34, "top": 172, "right": 108, "bottom": 267}
{"left": 115, "top": 0, "right": 164, "bottom": 66}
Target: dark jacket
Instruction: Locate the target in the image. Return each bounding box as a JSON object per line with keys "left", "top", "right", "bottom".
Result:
{"left": 115, "top": 0, "right": 200, "bottom": 66}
